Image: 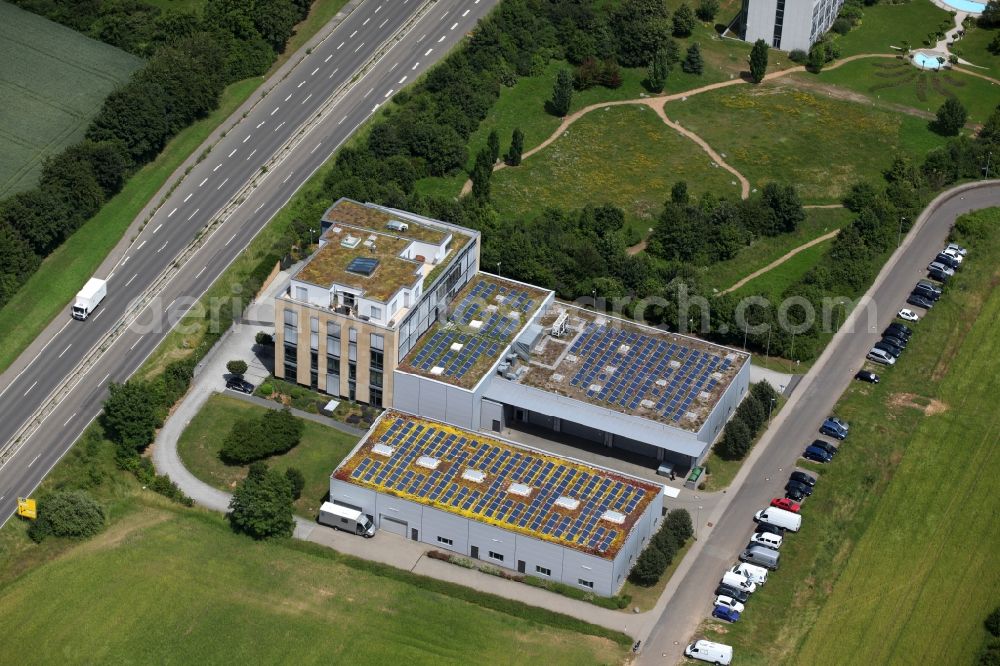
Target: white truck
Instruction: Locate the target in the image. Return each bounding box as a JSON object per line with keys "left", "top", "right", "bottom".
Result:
{"left": 72, "top": 278, "right": 107, "bottom": 320}
{"left": 318, "top": 502, "right": 375, "bottom": 537}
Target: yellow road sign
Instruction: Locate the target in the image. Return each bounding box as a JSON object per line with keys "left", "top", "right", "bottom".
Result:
{"left": 17, "top": 497, "right": 36, "bottom": 520}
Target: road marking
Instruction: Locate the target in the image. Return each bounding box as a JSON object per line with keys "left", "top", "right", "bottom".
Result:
{"left": 425, "top": 48, "right": 433, "bottom": 56}
{"left": 137, "top": 241, "right": 146, "bottom": 250}
{"left": 246, "top": 148, "right": 257, "bottom": 160}
{"left": 158, "top": 242, "right": 168, "bottom": 253}
{"left": 350, "top": 30, "right": 357, "bottom": 38}
{"left": 285, "top": 93, "right": 292, "bottom": 102}
{"left": 339, "top": 115, "right": 348, "bottom": 124}
{"left": 195, "top": 266, "right": 207, "bottom": 279}
{"left": 398, "top": 75, "right": 407, "bottom": 84}
{"left": 125, "top": 273, "right": 138, "bottom": 286}
{"left": 93, "top": 309, "right": 104, "bottom": 321}
{"left": 379, "top": 17, "right": 388, "bottom": 28}
{"left": 257, "top": 120, "right": 265, "bottom": 128}
{"left": 384, "top": 89, "right": 394, "bottom": 98}
{"left": 183, "top": 193, "right": 192, "bottom": 202}
{"left": 354, "top": 41, "right": 365, "bottom": 53}
{"left": 228, "top": 148, "right": 237, "bottom": 157}
{"left": 372, "top": 103, "right": 380, "bottom": 112}
{"left": 364, "top": 87, "right": 373, "bottom": 98}
{"left": 101, "top": 373, "right": 110, "bottom": 385}
{"left": 58, "top": 343, "right": 71, "bottom": 358}
{"left": 28, "top": 455, "right": 40, "bottom": 468}
{"left": 390, "top": 62, "right": 398, "bottom": 72}
{"left": 301, "top": 93, "right": 312, "bottom": 104}
{"left": 187, "top": 208, "right": 200, "bottom": 221}
{"left": 441, "top": 11, "right": 449, "bottom": 20}
{"left": 311, "top": 141, "right": 322, "bottom": 154}
{"left": 462, "top": 9, "right": 470, "bottom": 16}
{"left": 24, "top": 381, "right": 37, "bottom": 396}
{"left": 122, "top": 256, "right": 130, "bottom": 265}
{"left": 328, "top": 67, "right": 340, "bottom": 78}
{"left": 199, "top": 178, "right": 208, "bottom": 187}
{"left": 363, "top": 17, "right": 370, "bottom": 25}
{"left": 450, "top": 22, "right": 458, "bottom": 30}
{"left": 168, "top": 207, "right": 177, "bottom": 218}
{"left": 130, "top": 338, "right": 141, "bottom": 351}
{"left": 213, "top": 164, "right": 221, "bottom": 172}
{"left": 217, "top": 177, "right": 229, "bottom": 190}
{"left": 325, "top": 54, "right": 333, "bottom": 62}
{"left": 283, "top": 171, "right": 294, "bottom": 183}
{"left": 63, "top": 413, "right": 76, "bottom": 427}
{"left": 275, "top": 121, "right": 286, "bottom": 131}
{"left": 417, "top": 33, "right": 426, "bottom": 42}
{"left": 243, "top": 134, "right": 251, "bottom": 143}
{"left": 298, "top": 80, "right": 306, "bottom": 88}
{"left": 271, "top": 106, "right": 280, "bottom": 115}
{"left": 337, "top": 41, "right": 344, "bottom": 49}
{"left": 412, "top": 62, "right": 419, "bottom": 70}
{"left": 254, "top": 202, "right": 265, "bottom": 213}
{"left": 437, "top": 35, "right": 446, "bottom": 42}
{"left": 225, "top": 233, "right": 237, "bottom": 247}
{"left": 375, "top": 4, "right": 381, "bottom": 11}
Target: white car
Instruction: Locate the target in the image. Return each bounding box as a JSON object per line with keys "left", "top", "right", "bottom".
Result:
{"left": 714, "top": 595, "right": 745, "bottom": 614}
{"left": 897, "top": 308, "right": 919, "bottom": 322}
{"left": 731, "top": 562, "right": 769, "bottom": 586}
{"left": 941, "top": 247, "right": 964, "bottom": 264}
{"left": 946, "top": 242, "right": 968, "bottom": 256}
{"left": 867, "top": 347, "right": 896, "bottom": 365}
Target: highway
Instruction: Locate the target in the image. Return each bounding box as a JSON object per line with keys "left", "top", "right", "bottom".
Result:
{"left": 0, "top": 0, "right": 499, "bottom": 523}
{"left": 638, "top": 182, "right": 1000, "bottom": 663}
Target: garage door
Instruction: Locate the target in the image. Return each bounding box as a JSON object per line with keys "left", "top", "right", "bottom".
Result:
{"left": 380, "top": 515, "right": 407, "bottom": 538}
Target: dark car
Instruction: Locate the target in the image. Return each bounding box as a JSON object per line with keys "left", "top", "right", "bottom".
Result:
{"left": 928, "top": 267, "right": 951, "bottom": 283}
{"left": 785, "top": 484, "right": 806, "bottom": 501}
{"left": 225, "top": 377, "right": 254, "bottom": 394}
{"left": 874, "top": 340, "right": 902, "bottom": 359}
{"left": 913, "top": 282, "right": 942, "bottom": 300}
{"left": 785, "top": 479, "right": 814, "bottom": 497}
{"left": 712, "top": 605, "right": 740, "bottom": 623}
{"left": 907, "top": 293, "right": 935, "bottom": 310}
{"left": 803, "top": 445, "right": 832, "bottom": 463}
{"left": 715, "top": 583, "right": 751, "bottom": 603}
{"left": 811, "top": 439, "right": 838, "bottom": 456}
{"left": 882, "top": 334, "right": 908, "bottom": 350}
{"left": 790, "top": 471, "right": 816, "bottom": 487}
{"left": 755, "top": 521, "right": 786, "bottom": 537}
{"left": 855, "top": 370, "right": 880, "bottom": 383}
{"left": 885, "top": 323, "right": 912, "bottom": 339}
{"left": 934, "top": 253, "right": 960, "bottom": 270}
{"left": 819, "top": 422, "right": 848, "bottom": 440}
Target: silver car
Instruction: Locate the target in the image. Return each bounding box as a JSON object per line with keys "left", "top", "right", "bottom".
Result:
{"left": 867, "top": 347, "right": 896, "bottom": 365}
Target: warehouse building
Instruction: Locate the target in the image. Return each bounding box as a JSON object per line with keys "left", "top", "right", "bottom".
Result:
{"left": 329, "top": 411, "right": 665, "bottom": 596}
{"left": 739, "top": 0, "right": 845, "bottom": 52}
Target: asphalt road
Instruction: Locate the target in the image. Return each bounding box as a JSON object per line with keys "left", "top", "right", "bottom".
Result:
{"left": 0, "top": 0, "right": 499, "bottom": 523}
{"left": 639, "top": 181, "right": 1000, "bottom": 664}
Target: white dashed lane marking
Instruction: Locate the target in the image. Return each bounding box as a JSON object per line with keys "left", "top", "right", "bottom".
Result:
{"left": 183, "top": 193, "right": 192, "bottom": 202}
{"left": 125, "top": 273, "right": 138, "bottom": 286}
{"left": 187, "top": 208, "right": 200, "bottom": 221}
{"left": 168, "top": 207, "right": 177, "bottom": 217}
{"left": 217, "top": 177, "right": 229, "bottom": 190}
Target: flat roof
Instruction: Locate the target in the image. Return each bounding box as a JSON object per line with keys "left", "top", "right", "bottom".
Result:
{"left": 516, "top": 304, "right": 750, "bottom": 433}
{"left": 294, "top": 232, "right": 420, "bottom": 302}
{"left": 397, "top": 274, "right": 549, "bottom": 389}
{"left": 333, "top": 412, "right": 661, "bottom": 559}
{"left": 322, "top": 199, "right": 449, "bottom": 245}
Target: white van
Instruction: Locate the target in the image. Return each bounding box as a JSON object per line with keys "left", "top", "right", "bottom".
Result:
{"left": 740, "top": 545, "right": 780, "bottom": 571}
{"left": 684, "top": 640, "right": 733, "bottom": 665}
{"left": 319, "top": 502, "right": 376, "bottom": 537}
{"left": 750, "top": 531, "right": 783, "bottom": 549}
{"left": 721, "top": 570, "right": 756, "bottom": 593}
{"left": 731, "top": 562, "right": 768, "bottom": 586}
{"left": 754, "top": 507, "right": 802, "bottom": 532}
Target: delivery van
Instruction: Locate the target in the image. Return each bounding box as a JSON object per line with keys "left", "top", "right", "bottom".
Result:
{"left": 740, "top": 545, "right": 780, "bottom": 571}
{"left": 754, "top": 506, "right": 802, "bottom": 532}
{"left": 721, "top": 570, "right": 756, "bottom": 593}
{"left": 319, "top": 502, "right": 375, "bottom": 537}
{"left": 684, "top": 640, "right": 733, "bottom": 665}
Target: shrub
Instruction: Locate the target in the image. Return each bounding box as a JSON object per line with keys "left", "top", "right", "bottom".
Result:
{"left": 220, "top": 408, "right": 304, "bottom": 464}
{"left": 255, "top": 331, "right": 274, "bottom": 346}
{"left": 630, "top": 546, "right": 667, "bottom": 586}
{"left": 717, "top": 416, "right": 753, "bottom": 460}
{"left": 285, "top": 467, "right": 305, "bottom": 500}
{"left": 227, "top": 359, "right": 248, "bottom": 376}
{"left": 789, "top": 49, "right": 808, "bottom": 63}
{"left": 832, "top": 17, "right": 852, "bottom": 34}
{"left": 696, "top": 0, "right": 719, "bottom": 21}
{"left": 227, "top": 462, "right": 294, "bottom": 540}
{"left": 257, "top": 382, "right": 274, "bottom": 396}
{"left": 986, "top": 606, "right": 1000, "bottom": 637}
{"left": 27, "top": 490, "right": 106, "bottom": 542}
{"left": 665, "top": 509, "right": 694, "bottom": 544}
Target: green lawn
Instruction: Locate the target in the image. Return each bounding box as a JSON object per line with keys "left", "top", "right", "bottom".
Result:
{"left": 802, "top": 58, "right": 999, "bottom": 125}
{"left": 0, "top": 2, "right": 142, "bottom": 197}
{"left": 703, "top": 207, "right": 852, "bottom": 293}
{"left": 0, "top": 508, "right": 628, "bottom": 664}
{"left": 731, "top": 239, "right": 833, "bottom": 300}
{"left": 665, "top": 83, "right": 947, "bottom": 203}
{"left": 176, "top": 393, "right": 359, "bottom": 518}
{"left": 834, "top": 0, "right": 953, "bottom": 56}
{"left": 951, "top": 24, "right": 1000, "bottom": 80}
{"left": 698, "top": 208, "right": 1000, "bottom": 664}
{"left": 489, "top": 104, "right": 738, "bottom": 228}
{"left": 0, "top": 0, "right": 349, "bottom": 376}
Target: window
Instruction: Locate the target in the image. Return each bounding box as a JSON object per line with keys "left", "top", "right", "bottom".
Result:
{"left": 348, "top": 363, "right": 357, "bottom": 381}
{"left": 578, "top": 579, "right": 594, "bottom": 589}
{"left": 535, "top": 566, "right": 551, "bottom": 577}
{"left": 369, "top": 387, "right": 382, "bottom": 408}
{"left": 295, "top": 286, "right": 307, "bottom": 301}
{"left": 370, "top": 370, "right": 383, "bottom": 388}
{"left": 310, "top": 317, "right": 319, "bottom": 350}
{"left": 488, "top": 551, "right": 504, "bottom": 562}
{"left": 327, "top": 321, "right": 341, "bottom": 338}
{"left": 436, "top": 536, "right": 453, "bottom": 546}
{"left": 283, "top": 310, "right": 298, "bottom": 326}
{"left": 370, "top": 305, "right": 382, "bottom": 319}
{"left": 348, "top": 327, "right": 357, "bottom": 362}
{"left": 349, "top": 328, "right": 357, "bottom": 343}
{"left": 370, "top": 333, "right": 384, "bottom": 351}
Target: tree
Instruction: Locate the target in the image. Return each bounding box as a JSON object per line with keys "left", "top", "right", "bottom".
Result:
{"left": 27, "top": 490, "right": 106, "bottom": 542}
{"left": 933, "top": 97, "right": 968, "bottom": 136}
{"left": 749, "top": 380, "right": 780, "bottom": 411}
{"left": 981, "top": 0, "right": 1000, "bottom": 27}
{"left": 227, "top": 462, "right": 294, "bottom": 540}
{"left": 220, "top": 408, "right": 303, "bottom": 464}
{"left": 470, "top": 148, "right": 493, "bottom": 201}
{"left": 673, "top": 3, "right": 696, "bottom": 37}
{"left": 761, "top": 182, "right": 805, "bottom": 233}
{"left": 630, "top": 544, "right": 668, "bottom": 586}
{"left": 285, "top": 467, "right": 305, "bottom": 500}
{"left": 990, "top": 32, "right": 1000, "bottom": 55}
{"left": 717, "top": 416, "right": 753, "bottom": 460}
{"left": 486, "top": 129, "right": 501, "bottom": 164}
{"left": 646, "top": 47, "right": 671, "bottom": 92}
{"left": 749, "top": 39, "right": 768, "bottom": 83}
{"left": 696, "top": 0, "right": 719, "bottom": 22}
{"left": 505, "top": 127, "right": 524, "bottom": 166}
{"left": 611, "top": 0, "right": 673, "bottom": 67}
{"left": 652, "top": 523, "right": 679, "bottom": 559}
{"left": 806, "top": 43, "right": 825, "bottom": 73}
{"left": 549, "top": 69, "right": 574, "bottom": 117}
{"left": 665, "top": 509, "right": 694, "bottom": 544}
{"left": 682, "top": 43, "right": 704, "bottom": 74}
{"left": 227, "top": 359, "right": 248, "bottom": 376}
{"left": 735, "top": 392, "right": 767, "bottom": 432}
{"left": 671, "top": 181, "right": 689, "bottom": 205}
{"left": 103, "top": 381, "right": 160, "bottom": 453}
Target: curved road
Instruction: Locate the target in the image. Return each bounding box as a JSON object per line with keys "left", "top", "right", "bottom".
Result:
{"left": 638, "top": 180, "right": 1000, "bottom": 663}
{"left": 0, "top": 0, "right": 500, "bottom": 524}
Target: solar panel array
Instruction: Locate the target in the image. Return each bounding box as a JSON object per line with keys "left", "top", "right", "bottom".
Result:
{"left": 346, "top": 257, "right": 379, "bottom": 276}
{"left": 407, "top": 279, "right": 538, "bottom": 380}
{"left": 344, "top": 415, "right": 655, "bottom": 556}
{"left": 568, "top": 324, "right": 732, "bottom": 422}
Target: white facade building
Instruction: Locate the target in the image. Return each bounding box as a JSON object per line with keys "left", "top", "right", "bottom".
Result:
{"left": 740, "top": 0, "right": 846, "bottom": 52}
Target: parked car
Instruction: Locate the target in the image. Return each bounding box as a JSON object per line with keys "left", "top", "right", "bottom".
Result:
{"left": 882, "top": 334, "right": 908, "bottom": 350}
{"left": 912, "top": 283, "right": 941, "bottom": 301}
{"left": 927, "top": 261, "right": 955, "bottom": 277}
{"left": 225, "top": 377, "right": 254, "bottom": 394}
{"left": 770, "top": 497, "right": 801, "bottom": 512}
{"left": 867, "top": 347, "right": 896, "bottom": 365}
{"left": 820, "top": 418, "right": 848, "bottom": 439}
{"left": 750, "top": 531, "right": 783, "bottom": 550}
{"left": 885, "top": 322, "right": 913, "bottom": 339}
{"left": 824, "top": 416, "right": 850, "bottom": 433}
{"left": 755, "top": 521, "right": 786, "bottom": 537}
{"left": 916, "top": 280, "right": 943, "bottom": 297}
{"left": 934, "top": 253, "right": 960, "bottom": 270}
{"left": 714, "top": 595, "right": 746, "bottom": 614}
{"left": 907, "top": 293, "right": 935, "bottom": 310}
{"left": 928, "top": 267, "right": 951, "bottom": 283}
{"left": 712, "top": 604, "right": 741, "bottom": 623}
{"left": 945, "top": 242, "right": 967, "bottom": 256}
{"left": 714, "top": 583, "right": 750, "bottom": 603}
{"left": 731, "top": 562, "right": 769, "bottom": 586}
{"left": 685, "top": 640, "right": 734, "bottom": 665}
{"left": 874, "top": 340, "right": 902, "bottom": 359}
{"left": 803, "top": 445, "right": 833, "bottom": 463}
{"left": 721, "top": 571, "right": 757, "bottom": 593}
{"left": 811, "top": 439, "right": 839, "bottom": 457}
{"left": 790, "top": 471, "right": 816, "bottom": 487}
{"left": 897, "top": 309, "right": 919, "bottom": 322}
{"left": 855, "top": 370, "right": 880, "bottom": 384}
{"left": 784, "top": 484, "right": 807, "bottom": 501}
{"left": 754, "top": 507, "right": 802, "bottom": 532}
{"left": 941, "top": 247, "right": 963, "bottom": 264}
{"left": 786, "top": 478, "right": 814, "bottom": 497}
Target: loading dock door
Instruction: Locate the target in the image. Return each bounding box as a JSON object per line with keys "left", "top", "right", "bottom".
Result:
{"left": 380, "top": 515, "right": 407, "bottom": 538}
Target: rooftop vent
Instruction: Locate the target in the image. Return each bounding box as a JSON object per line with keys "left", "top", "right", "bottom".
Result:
{"left": 430, "top": 366, "right": 444, "bottom": 376}
{"left": 450, "top": 342, "right": 464, "bottom": 352}
{"left": 601, "top": 510, "right": 626, "bottom": 525}
{"left": 416, "top": 456, "right": 440, "bottom": 470}
{"left": 346, "top": 257, "right": 379, "bottom": 276}
{"left": 469, "top": 320, "right": 483, "bottom": 330}
{"left": 341, "top": 235, "right": 361, "bottom": 249}
{"left": 372, "top": 443, "right": 395, "bottom": 457}
{"left": 507, "top": 482, "right": 532, "bottom": 497}
{"left": 554, "top": 496, "right": 580, "bottom": 511}
{"left": 386, "top": 220, "right": 409, "bottom": 232}
{"left": 462, "top": 468, "right": 486, "bottom": 483}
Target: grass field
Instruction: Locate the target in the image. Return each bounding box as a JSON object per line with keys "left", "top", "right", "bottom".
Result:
{"left": 489, "top": 104, "right": 739, "bottom": 232}
{"left": 665, "top": 83, "right": 948, "bottom": 203}
{"left": 0, "top": 2, "right": 142, "bottom": 197}
{"left": 802, "top": 58, "right": 999, "bottom": 125}
{"left": 698, "top": 208, "right": 1000, "bottom": 664}
{"left": 0, "top": 0, "right": 349, "bottom": 376}
{"left": 951, "top": 24, "right": 1000, "bottom": 81}
{"left": 834, "top": 0, "right": 952, "bottom": 56}
{"left": 731, "top": 239, "right": 833, "bottom": 300}
{"left": 0, "top": 507, "right": 627, "bottom": 664}
{"left": 176, "top": 393, "right": 359, "bottom": 518}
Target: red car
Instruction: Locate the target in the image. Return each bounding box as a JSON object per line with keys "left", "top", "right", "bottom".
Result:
{"left": 770, "top": 497, "right": 801, "bottom": 513}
